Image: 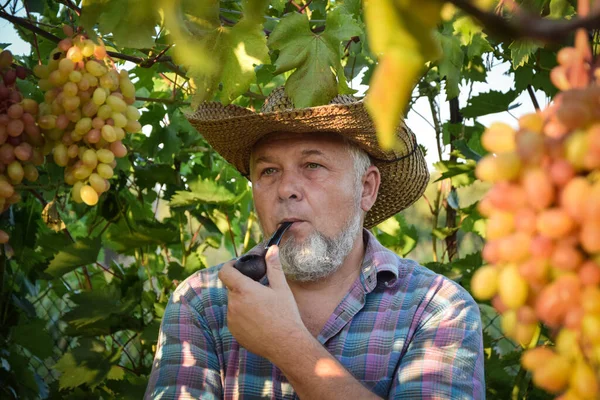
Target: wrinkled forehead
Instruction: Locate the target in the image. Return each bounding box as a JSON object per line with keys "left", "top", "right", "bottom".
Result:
{"left": 251, "top": 131, "right": 348, "bottom": 158}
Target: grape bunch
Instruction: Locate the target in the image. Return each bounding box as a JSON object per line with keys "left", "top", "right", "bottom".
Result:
{"left": 471, "top": 30, "right": 600, "bottom": 399}
{"left": 0, "top": 50, "right": 45, "bottom": 243}
{"left": 35, "top": 31, "right": 140, "bottom": 206}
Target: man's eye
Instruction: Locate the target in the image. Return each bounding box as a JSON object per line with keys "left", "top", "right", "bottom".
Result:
{"left": 306, "top": 163, "right": 321, "bottom": 169}
{"left": 261, "top": 167, "right": 276, "bottom": 176}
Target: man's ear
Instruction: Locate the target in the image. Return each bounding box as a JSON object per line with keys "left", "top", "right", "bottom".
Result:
{"left": 360, "top": 165, "right": 380, "bottom": 213}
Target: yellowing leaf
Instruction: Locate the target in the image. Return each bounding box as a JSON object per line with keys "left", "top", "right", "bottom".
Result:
{"left": 364, "top": 0, "right": 442, "bottom": 149}
{"left": 365, "top": 49, "right": 422, "bottom": 150}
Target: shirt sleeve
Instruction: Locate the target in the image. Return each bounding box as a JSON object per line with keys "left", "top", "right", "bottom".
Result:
{"left": 144, "top": 282, "right": 223, "bottom": 400}
{"left": 388, "top": 280, "right": 485, "bottom": 400}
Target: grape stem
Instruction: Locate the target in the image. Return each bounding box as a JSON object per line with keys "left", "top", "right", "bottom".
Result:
{"left": 55, "top": 0, "right": 81, "bottom": 16}
{"left": 449, "top": 0, "right": 600, "bottom": 42}
{"left": 526, "top": 85, "right": 540, "bottom": 111}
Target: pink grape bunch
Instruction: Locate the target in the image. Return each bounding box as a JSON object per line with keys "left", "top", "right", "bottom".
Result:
{"left": 0, "top": 50, "right": 44, "bottom": 221}
{"left": 35, "top": 28, "right": 141, "bottom": 206}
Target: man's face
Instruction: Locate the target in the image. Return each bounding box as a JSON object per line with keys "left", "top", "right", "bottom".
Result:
{"left": 250, "top": 132, "right": 365, "bottom": 281}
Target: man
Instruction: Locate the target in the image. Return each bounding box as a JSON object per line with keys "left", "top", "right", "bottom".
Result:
{"left": 145, "top": 87, "right": 485, "bottom": 399}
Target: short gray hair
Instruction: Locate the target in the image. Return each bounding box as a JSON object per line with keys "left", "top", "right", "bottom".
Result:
{"left": 343, "top": 138, "right": 372, "bottom": 188}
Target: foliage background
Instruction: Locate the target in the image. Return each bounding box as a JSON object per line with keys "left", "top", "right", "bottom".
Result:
{"left": 0, "top": 0, "right": 580, "bottom": 398}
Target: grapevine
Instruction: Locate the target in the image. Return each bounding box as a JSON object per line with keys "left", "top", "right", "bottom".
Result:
{"left": 0, "top": 49, "right": 45, "bottom": 243}
{"left": 472, "top": 28, "right": 600, "bottom": 398}
{"left": 35, "top": 27, "right": 140, "bottom": 206}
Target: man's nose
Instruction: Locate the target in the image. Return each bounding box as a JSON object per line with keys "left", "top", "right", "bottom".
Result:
{"left": 277, "top": 170, "right": 302, "bottom": 201}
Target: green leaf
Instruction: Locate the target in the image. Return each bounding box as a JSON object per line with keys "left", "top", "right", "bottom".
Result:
{"left": 54, "top": 338, "right": 120, "bottom": 390}
{"left": 44, "top": 237, "right": 102, "bottom": 278}
{"left": 461, "top": 90, "right": 519, "bottom": 118}
{"left": 268, "top": 7, "right": 362, "bottom": 107}
{"left": 170, "top": 179, "right": 247, "bottom": 207}
{"left": 467, "top": 34, "right": 493, "bottom": 60}
{"left": 95, "top": 0, "right": 159, "bottom": 48}
{"left": 271, "top": 0, "right": 287, "bottom": 12}
{"left": 62, "top": 285, "right": 142, "bottom": 336}
{"left": 433, "top": 159, "right": 476, "bottom": 187}
{"left": 24, "top": 0, "right": 45, "bottom": 13}
{"left": 106, "top": 221, "right": 179, "bottom": 252}
{"left": 435, "top": 31, "right": 463, "bottom": 100}
{"left": 242, "top": 0, "right": 270, "bottom": 23}
{"left": 508, "top": 39, "right": 541, "bottom": 69}
{"left": 12, "top": 319, "right": 55, "bottom": 359}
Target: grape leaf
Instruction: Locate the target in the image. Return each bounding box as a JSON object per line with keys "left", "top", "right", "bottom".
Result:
{"left": 268, "top": 7, "right": 362, "bottom": 107}
{"left": 44, "top": 237, "right": 102, "bottom": 278}
{"left": 436, "top": 30, "right": 464, "bottom": 100}
{"left": 508, "top": 39, "right": 541, "bottom": 69}
{"left": 12, "top": 319, "right": 55, "bottom": 359}
{"left": 54, "top": 338, "right": 121, "bottom": 390}
{"left": 170, "top": 179, "right": 247, "bottom": 207}
{"left": 461, "top": 90, "right": 519, "bottom": 118}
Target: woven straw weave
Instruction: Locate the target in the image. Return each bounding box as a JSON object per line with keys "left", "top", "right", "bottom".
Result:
{"left": 187, "top": 87, "right": 429, "bottom": 228}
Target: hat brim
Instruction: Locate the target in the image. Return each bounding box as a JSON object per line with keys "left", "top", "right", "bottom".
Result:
{"left": 187, "top": 101, "right": 429, "bottom": 228}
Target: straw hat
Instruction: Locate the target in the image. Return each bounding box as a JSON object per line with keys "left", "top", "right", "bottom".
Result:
{"left": 187, "top": 87, "right": 429, "bottom": 228}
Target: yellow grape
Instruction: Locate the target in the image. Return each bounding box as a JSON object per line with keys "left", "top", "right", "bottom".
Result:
{"left": 125, "top": 119, "right": 141, "bottom": 133}
{"left": 7, "top": 161, "right": 24, "bottom": 184}
{"left": 72, "top": 181, "right": 84, "bottom": 203}
{"left": 126, "top": 105, "right": 141, "bottom": 121}
{"left": 63, "top": 81, "right": 78, "bottom": 97}
{"left": 565, "top": 130, "right": 588, "bottom": 170}
{"left": 106, "top": 95, "right": 127, "bottom": 113}
{"left": 481, "top": 122, "right": 516, "bottom": 153}
{"left": 68, "top": 70, "right": 82, "bottom": 83}
{"left": 96, "top": 163, "right": 113, "bottom": 179}
{"left": 485, "top": 211, "right": 514, "bottom": 240}
{"left": 97, "top": 104, "right": 112, "bottom": 120}
{"left": 67, "top": 46, "right": 83, "bottom": 63}
{"left": 120, "top": 78, "right": 136, "bottom": 99}
{"left": 82, "top": 149, "right": 98, "bottom": 168}
{"left": 96, "top": 148, "right": 115, "bottom": 164}
{"left": 85, "top": 60, "right": 107, "bottom": 77}
{"left": 92, "top": 87, "right": 107, "bottom": 105}
{"left": 570, "top": 361, "right": 599, "bottom": 399}
{"left": 551, "top": 241, "right": 584, "bottom": 272}
{"left": 101, "top": 125, "right": 116, "bottom": 142}
{"left": 518, "top": 112, "right": 544, "bottom": 134}
{"left": 81, "top": 40, "right": 95, "bottom": 58}
{"left": 62, "top": 95, "right": 81, "bottom": 112}
{"left": 58, "top": 58, "right": 75, "bottom": 74}
{"left": 67, "top": 144, "right": 79, "bottom": 159}
{"left": 475, "top": 153, "right": 521, "bottom": 183}
{"left": 470, "top": 265, "right": 498, "bottom": 300}
{"left": 73, "top": 165, "right": 92, "bottom": 180}
{"left": 111, "top": 112, "right": 127, "bottom": 128}
{"left": 501, "top": 309, "right": 517, "bottom": 337}
{"left": 580, "top": 222, "right": 600, "bottom": 254}
{"left": 532, "top": 355, "right": 572, "bottom": 393}
{"left": 114, "top": 127, "right": 125, "bottom": 141}
{"left": 0, "top": 180, "right": 15, "bottom": 198}
{"left": 53, "top": 144, "right": 68, "bottom": 166}
{"left": 80, "top": 185, "right": 99, "bottom": 206}
{"left": 582, "top": 314, "right": 600, "bottom": 345}
{"left": 33, "top": 64, "right": 49, "bottom": 79}
{"left": 23, "top": 164, "right": 38, "bottom": 182}
{"left": 89, "top": 173, "right": 105, "bottom": 193}
{"left": 498, "top": 265, "right": 528, "bottom": 309}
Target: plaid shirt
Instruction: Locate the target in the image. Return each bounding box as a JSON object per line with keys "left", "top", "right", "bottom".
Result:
{"left": 145, "top": 230, "right": 485, "bottom": 399}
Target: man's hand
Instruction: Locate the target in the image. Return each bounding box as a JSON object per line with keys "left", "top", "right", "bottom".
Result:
{"left": 218, "top": 245, "right": 309, "bottom": 361}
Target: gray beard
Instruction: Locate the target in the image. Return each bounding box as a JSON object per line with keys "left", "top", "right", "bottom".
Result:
{"left": 278, "top": 210, "right": 363, "bottom": 282}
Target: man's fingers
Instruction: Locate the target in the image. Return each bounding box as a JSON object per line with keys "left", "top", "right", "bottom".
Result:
{"left": 265, "top": 245, "right": 288, "bottom": 290}
{"left": 218, "top": 260, "right": 251, "bottom": 292}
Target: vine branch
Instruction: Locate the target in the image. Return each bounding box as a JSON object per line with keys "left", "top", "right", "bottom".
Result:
{"left": 449, "top": 0, "right": 600, "bottom": 42}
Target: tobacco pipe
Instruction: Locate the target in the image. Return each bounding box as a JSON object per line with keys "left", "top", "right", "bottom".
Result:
{"left": 233, "top": 221, "right": 293, "bottom": 281}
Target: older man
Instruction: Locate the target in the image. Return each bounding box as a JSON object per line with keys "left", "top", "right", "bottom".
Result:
{"left": 145, "top": 87, "right": 485, "bottom": 399}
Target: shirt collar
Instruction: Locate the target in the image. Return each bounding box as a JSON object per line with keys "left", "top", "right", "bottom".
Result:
{"left": 360, "top": 229, "right": 400, "bottom": 293}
